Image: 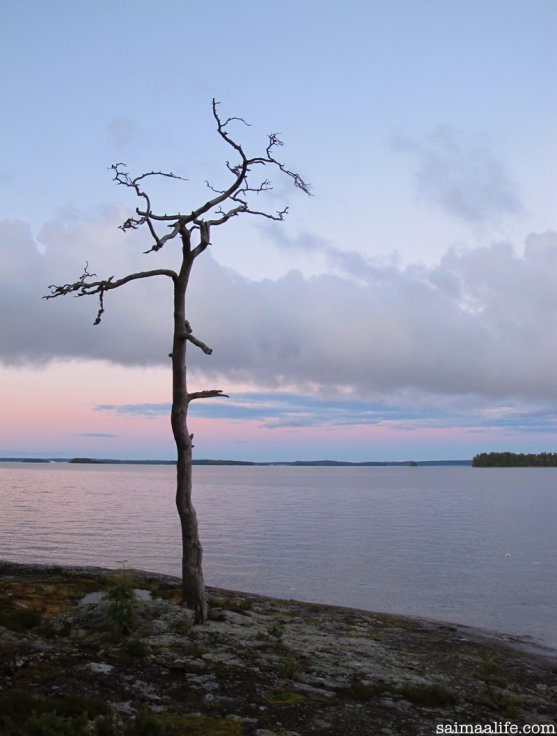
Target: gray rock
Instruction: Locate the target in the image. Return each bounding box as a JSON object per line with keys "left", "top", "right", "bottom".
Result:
{"left": 85, "top": 662, "right": 113, "bottom": 674}
{"left": 147, "top": 633, "right": 185, "bottom": 647}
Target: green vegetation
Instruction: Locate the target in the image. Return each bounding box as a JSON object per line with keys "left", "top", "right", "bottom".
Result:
{"left": 398, "top": 683, "right": 459, "bottom": 708}
{"left": 0, "top": 602, "right": 42, "bottom": 632}
{"left": 123, "top": 636, "right": 149, "bottom": 658}
{"left": 472, "top": 451, "right": 557, "bottom": 467}
{"left": 157, "top": 713, "right": 244, "bottom": 735}
{"left": 277, "top": 655, "right": 302, "bottom": 680}
{"left": 475, "top": 657, "right": 508, "bottom": 689}
{"left": 268, "top": 623, "right": 284, "bottom": 640}
{"left": 211, "top": 596, "right": 253, "bottom": 614}
{"left": 103, "top": 569, "right": 138, "bottom": 638}
{"left": 474, "top": 657, "right": 522, "bottom": 714}
{"left": 338, "top": 678, "right": 393, "bottom": 701}
{"left": 0, "top": 691, "right": 111, "bottom": 736}
{"left": 265, "top": 687, "right": 306, "bottom": 705}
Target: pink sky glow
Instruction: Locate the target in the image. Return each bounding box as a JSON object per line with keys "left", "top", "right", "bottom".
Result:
{"left": 2, "top": 361, "right": 550, "bottom": 462}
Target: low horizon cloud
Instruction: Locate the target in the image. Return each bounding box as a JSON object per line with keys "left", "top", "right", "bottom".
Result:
{"left": 95, "top": 392, "right": 557, "bottom": 436}
{"left": 1, "top": 212, "right": 557, "bottom": 412}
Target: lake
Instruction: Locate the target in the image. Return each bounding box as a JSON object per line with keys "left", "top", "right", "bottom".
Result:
{"left": 1, "top": 463, "right": 556, "bottom": 649}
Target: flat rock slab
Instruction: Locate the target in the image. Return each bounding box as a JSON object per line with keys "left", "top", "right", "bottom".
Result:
{"left": 1, "top": 560, "right": 556, "bottom": 736}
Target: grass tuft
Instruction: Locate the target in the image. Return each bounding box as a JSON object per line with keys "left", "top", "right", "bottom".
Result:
{"left": 399, "top": 683, "right": 459, "bottom": 708}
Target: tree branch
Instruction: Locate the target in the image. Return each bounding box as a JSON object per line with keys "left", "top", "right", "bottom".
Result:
{"left": 184, "top": 320, "right": 213, "bottom": 355}
{"left": 108, "top": 101, "right": 310, "bottom": 256}
{"left": 187, "top": 390, "right": 229, "bottom": 401}
{"left": 44, "top": 266, "right": 177, "bottom": 324}
{"left": 142, "top": 220, "right": 184, "bottom": 254}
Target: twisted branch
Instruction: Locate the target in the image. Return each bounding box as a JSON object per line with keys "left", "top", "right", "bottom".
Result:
{"left": 44, "top": 100, "right": 310, "bottom": 323}
{"left": 44, "top": 265, "right": 177, "bottom": 325}
{"left": 113, "top": 99, "right": 310, "bottom": 253}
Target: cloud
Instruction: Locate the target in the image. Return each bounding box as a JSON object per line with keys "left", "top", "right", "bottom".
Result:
{"left": 95, "top": 403, "right": 170, "bottom": 419}
{"left": 392, "top": 127, "right": 521, "bottom": 224}
{"left": 260, "top": 225, "right": 392, "bottom": 283}
{"left": 1, "top": 213, "right": 557, "bottom": 405}
{"left": 96, "top": 393, "right": 403, "bottom": 427}
{"left": 0, "top": 211, "right": 175, "bottom": 366}
{"left": 95, "top": 392, "right": 557, "bottom": 435}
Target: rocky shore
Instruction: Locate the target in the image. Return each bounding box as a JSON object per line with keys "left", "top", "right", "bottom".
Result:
{"left": 1, "top": 561, "right": 555, "bottom": 735}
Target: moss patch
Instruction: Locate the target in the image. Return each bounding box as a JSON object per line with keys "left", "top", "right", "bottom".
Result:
{"left": 265, "top": 687, "right": 306, "bottom": 705}
{"left": 399, "top": 683, "right": 459, "bottom": 708}
{"left": 160, "top": 713, "right": 244, "bottom": 735}
{"left": 0, "top": 690, "right": 111, "bottom": 735}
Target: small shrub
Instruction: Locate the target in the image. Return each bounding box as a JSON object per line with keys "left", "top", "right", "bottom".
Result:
{"left": 277, "top": 655, "right": 301, "bottom": 680}
{"left": 103, "top": 569, "right": 138, "bottom": 638}
{"left": 148, "top": 580, "right": 160, "bottom": 598}
{"left": 268, "top": 623, "right": 284, "bottom": 640}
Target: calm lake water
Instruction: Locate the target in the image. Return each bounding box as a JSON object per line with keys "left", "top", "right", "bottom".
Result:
{"left": 1, "top": 463, "right": 556, "bottom": 649}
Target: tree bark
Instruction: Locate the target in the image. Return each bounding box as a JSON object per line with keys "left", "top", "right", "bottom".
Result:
{"left": 171, "top": 247, "right": 207, "bottom": 623}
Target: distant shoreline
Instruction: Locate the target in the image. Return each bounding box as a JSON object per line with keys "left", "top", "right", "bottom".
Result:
{"left": 0, "top": 457, "right": 472, "bottom": 467}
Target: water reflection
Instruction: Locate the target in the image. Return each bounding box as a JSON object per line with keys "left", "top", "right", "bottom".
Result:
{"left": 1, "top": 463, "right": 556, "bottom": 648}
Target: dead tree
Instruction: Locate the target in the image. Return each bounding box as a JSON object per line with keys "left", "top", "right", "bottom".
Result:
{"left": 44, "top": 100, "right": 310, "bottom": 623}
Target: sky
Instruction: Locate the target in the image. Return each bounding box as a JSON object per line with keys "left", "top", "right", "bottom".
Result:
{"left": 1, "top": 0, "right": 556, "bottom": 461}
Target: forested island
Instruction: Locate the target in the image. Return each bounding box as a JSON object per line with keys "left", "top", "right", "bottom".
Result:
{"left": 472, "top": 451, "right": 557, "bottom": 467}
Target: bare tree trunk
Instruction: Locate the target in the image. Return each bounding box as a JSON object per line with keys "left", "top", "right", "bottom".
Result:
{"left": 44, "top": 101, "right": 309, "bottom": 627}
{"left": 171, "top": 250, "right": 207, "bottom": 624}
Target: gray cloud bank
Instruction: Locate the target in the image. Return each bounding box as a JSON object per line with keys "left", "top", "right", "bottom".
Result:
{"left": 1, "top": 214, "right": 556, "bottom": 402}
